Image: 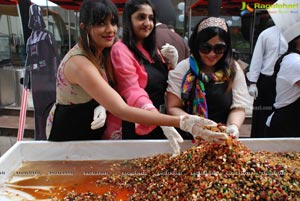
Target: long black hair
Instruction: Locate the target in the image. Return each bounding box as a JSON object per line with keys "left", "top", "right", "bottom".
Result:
{"left": 189, "top": 17, "right": 236, "bottom": 83}
{"left": 79, "top": 0, "right": 119, "bottom": 83}
{"left": 122, "top": 0, "right": 161, "bottom": 64}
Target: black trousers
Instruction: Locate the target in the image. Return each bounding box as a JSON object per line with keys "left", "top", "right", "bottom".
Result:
{"left": 264, "top": 97, "right": 300, "bottom": 137}
{"left": 250, "top": 74, "right": 276, "bottom": 138}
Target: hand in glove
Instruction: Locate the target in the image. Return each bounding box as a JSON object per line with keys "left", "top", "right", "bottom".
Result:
{"left": 179, "top": 115, "right": 228, "bottom": 144}
{"left": 161, "top": 126, "right": 184, "bottom": 156}
{"left": 160, "top": 43, "right": 178, "bottom": 69}
{"left": 226, "top": 124, "right": 239, "bottom": 138}
{"left": 248, "top": 84, "right": 258, "bottom": 99}
{"left": 91, "top": 105, "right": 106, "bottom": 130}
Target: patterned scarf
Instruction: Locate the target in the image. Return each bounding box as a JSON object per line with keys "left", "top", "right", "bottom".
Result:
{"left": 181, "top": 56, "right": 230, "bottom": 117}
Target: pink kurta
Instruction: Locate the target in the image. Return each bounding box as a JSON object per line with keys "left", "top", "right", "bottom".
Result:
{"left": 104, "top": 40, "right": 164, "bottom": 139}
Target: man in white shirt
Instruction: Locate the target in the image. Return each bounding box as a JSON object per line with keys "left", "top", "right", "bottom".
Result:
{"left": 246, "top": 25, "right": 287, "bottom": 138}
{"left": 264, "top": 0, "right": 300, "bottom": 137}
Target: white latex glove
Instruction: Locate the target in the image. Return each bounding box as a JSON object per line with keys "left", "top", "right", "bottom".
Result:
{"left": 180, "top": 115, "right": 228, "bottom": 144}
{"left": 91, "top": 105, "right": 106, "bottom": 130}
{"left": 226, "top": 124, "right": 239, "bottom": 138}
{"left": 160, "top": 43, "right": 178, "bottom": 69}
{"left": 160, "top": 126, "right": 184, "bottom": 156}
{"left": 248, "top": 84, "right": 258, "bottom": 99}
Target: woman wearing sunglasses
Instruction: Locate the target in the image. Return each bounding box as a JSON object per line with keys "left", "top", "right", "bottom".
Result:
{"left": 46, "top": 0, "right": 229, "bottom": 156}
{"left": 166, "top": 17, "right": 250, "bottom": 139}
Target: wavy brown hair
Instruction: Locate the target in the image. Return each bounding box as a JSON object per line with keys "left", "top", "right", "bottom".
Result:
{"left": 78, "top": 0, "right": 119, "bottom": 86}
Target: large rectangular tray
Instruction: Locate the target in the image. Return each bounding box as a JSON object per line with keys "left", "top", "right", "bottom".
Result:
{"left": 1, "top": 138, "right": 300, "bottom": 184}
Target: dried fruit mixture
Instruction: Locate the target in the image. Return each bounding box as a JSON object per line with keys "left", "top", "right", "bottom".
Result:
{"left": 63, "top": 137, "right": 300, "bottom": 200}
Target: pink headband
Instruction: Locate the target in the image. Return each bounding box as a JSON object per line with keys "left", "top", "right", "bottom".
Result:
{"left": 197, "top": 17, "right": 228, "bottom": 33}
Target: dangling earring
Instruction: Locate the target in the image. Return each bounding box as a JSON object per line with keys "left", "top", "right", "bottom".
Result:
{"left": 86, "top": 34, "right": 90, "bottom": 48}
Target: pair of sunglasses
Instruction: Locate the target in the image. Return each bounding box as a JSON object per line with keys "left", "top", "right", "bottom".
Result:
{"left": 199, "top": 43, "right": 227, "bottom": 54}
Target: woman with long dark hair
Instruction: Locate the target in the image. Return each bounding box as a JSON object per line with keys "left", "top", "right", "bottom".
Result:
{"left": 109, "top": 0, "right": 226, "bottom": 143}
{"left": 167, "top": 17, "right": 250, "bottom": 139}
{"left": 109, "top": 0, "right": 171, "bottom": 140}
{"left": 46, "top": 0, "right": 227, "bottom": 155}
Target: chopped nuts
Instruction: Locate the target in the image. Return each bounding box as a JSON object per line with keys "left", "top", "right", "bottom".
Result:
{"left": 93, "top": 138, "right": 300, "bottom": 200}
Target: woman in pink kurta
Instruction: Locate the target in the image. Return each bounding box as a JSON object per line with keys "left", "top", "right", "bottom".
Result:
{"left": 106, "top": 0, "right": 172, "bottom": 139}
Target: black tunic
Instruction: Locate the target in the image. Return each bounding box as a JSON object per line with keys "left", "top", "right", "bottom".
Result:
{"left": 122, "top": 58, "right": 168, "bottom": 139}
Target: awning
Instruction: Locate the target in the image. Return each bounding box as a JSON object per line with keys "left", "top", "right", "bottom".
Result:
{"left": 190, "top": 0, "right": 261, "bottom": 10}
{"left": 0, "top": 0, "right": 17, "bottom": 5}
{"left": 0, "top": 0, "right": 126, "bottom": 11}
{"left": 46, "top": 0, "right": 127, "bottom": 11}
{"left": 48, "top": 0, "right": 82, "bottom": 10}
{"left": 190, "top": 0, "right": 277, "bottom": 16}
